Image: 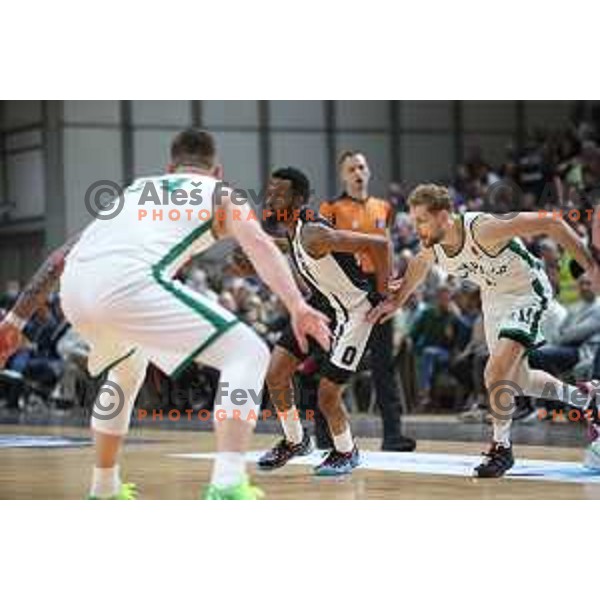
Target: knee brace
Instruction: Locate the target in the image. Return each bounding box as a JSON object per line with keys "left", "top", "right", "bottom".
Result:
{"left": 197, "top": 323, "right": 270, "bottom": 425}
{"left": 91, "top": 350, "right": 148, "bottom": 436}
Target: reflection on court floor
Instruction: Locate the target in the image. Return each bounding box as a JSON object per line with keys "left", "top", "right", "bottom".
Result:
{"left": 172, "top": 449, "right": 600, "bottom": 485}
{"left": 2, "top": 425, "right": 598, "bottom": 499}
{"left": 0, "top": 434, "right": 91, "bottom": 448}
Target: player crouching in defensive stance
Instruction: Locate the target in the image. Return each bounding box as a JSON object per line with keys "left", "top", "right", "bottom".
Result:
{"left": 368, "top": 183, "right": 600, "bottom": 478}
{"left": 0, "top": 129, "right": 330, "bottom": 499}
{"left": 236, "top": 167, "right": 391, "bottom": 476}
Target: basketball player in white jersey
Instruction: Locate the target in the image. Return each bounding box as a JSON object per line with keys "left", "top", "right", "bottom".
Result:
{"left": 0, "top": 129, "right": 330, "bottom": 499}
{"left": 368, "top": 183, "right": 600, "bottom": 477}
{"left": 236, "top": 167, "right": 392, "bottom": 476}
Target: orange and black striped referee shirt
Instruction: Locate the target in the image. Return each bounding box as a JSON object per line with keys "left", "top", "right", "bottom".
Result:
{"left": 319, "top": 194, "right": 393, "bottom": 274}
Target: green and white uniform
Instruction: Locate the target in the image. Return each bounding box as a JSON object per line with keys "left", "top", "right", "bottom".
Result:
{"left": 60, "top": 173, "right": 239, "bottom": 378}
{"left": 431, "top": 212, "right": 553, "bottom": 351}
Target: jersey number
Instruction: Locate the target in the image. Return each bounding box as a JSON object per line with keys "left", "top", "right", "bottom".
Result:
{"left": 341, "top": 346, "right": 357, "bottom": 366}
{"left": 515, "top": 307, "right": 534, "bottom": 325}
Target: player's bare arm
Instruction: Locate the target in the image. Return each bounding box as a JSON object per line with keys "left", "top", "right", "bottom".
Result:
{"left": 301, "top": 222, "right": 392, "bottom": 294}
{"left": 12, "top": 232, "right": 82, "bottom": 322}
{"left": 591, "top": 204, "right": 600, "bottom": 261}
{"left": 473, "top": 213, "right": 595, "bottom": 272}
{"left": 366, "top": 246, "right": 434, "bottom": 324}
{"left": 390, "top": 246, "right": 434, "bottom": 306}
{"left": 0, "top": 231, "right": 83, "bottom": 367}
{"left": 218, "top": 187, "right": 330, "bottom": 353}
{"left": 228, "top": 237, "right": 289, "bottom": 277}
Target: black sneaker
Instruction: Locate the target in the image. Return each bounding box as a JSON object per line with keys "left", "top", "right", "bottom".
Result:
{"left": 382, "top": 435, "right": 416, "bottom": 452}
{"left": 473, "top": 443, "right": 515, "bottom": 478}
{"left": 257, "top": 430, "right": 313, "bottom": 471}
{"left": 314, "top": 445, "right": 360, "bottom": 476}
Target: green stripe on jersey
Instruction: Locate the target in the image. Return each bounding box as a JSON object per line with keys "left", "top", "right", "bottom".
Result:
{"left": 151, "top": 220, "right": 233, "bottom": 330}
{"left": 507, "top": 239, "right": 541, "bottom": 270}
{"left": 151, "top": 219, "right": 239, "bottom": 374}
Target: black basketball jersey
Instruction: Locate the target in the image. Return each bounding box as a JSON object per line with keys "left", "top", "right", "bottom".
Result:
{"left": 288, "top": 208, "right": 380, "bottom": 315}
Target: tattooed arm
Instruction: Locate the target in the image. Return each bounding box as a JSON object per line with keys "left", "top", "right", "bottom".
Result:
{"left": 11, "top": 232, "right": 82, "bottom": 322}
{"left": 0, "top": 232, "right": 82, "bottom": 367}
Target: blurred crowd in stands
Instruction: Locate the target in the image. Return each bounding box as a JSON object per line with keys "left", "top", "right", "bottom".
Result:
{"left": 2, "top": 120, "right": 600, "bottom": 425}
{"left": 388, "top": 121, "right": 600, "bottom": 421}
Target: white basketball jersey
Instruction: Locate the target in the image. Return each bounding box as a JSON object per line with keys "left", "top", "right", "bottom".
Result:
{"left": 432, "top": 212, "right": 548, "bottom": 300}
{"left": 68, "top": 173, "right": 219, "bottom": 281}
{"left": 289, "top": 208, "right": 377, "bottom": 313}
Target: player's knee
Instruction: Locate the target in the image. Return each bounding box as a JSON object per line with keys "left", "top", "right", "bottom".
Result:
{"left": 236, "top": 324, "right": 270, "bottom": 374}
{"left": 213, "top": 325, "right": 269, "bottom": 422}
{"left": 91, "top": 381, "right": 135, "bottom": 436}
{"left": 484, "top": 361, "right": 499, "bottom": 389}
{"left": 511, "top": 362, "right": 529, "bottom": 388}
{"left": 256, "top": 341, "right": 270, "bottom": 375}
{"left": 91, "top": 352, "right": 146, "bottom": 436}
{"left": 485, "top": 356, "right": 515, "bottom": 389}
{"left": 484, "top": 351, "right": 509, "bottom": 386}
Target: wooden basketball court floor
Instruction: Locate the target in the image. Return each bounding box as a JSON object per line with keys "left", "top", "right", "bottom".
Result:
{"left": 2, "top": 424, "right": 600, "bottom": 499}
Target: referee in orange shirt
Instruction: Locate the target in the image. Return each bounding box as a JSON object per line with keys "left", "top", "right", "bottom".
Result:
{"left": 320, "top": 151, "right": 416, "bottom": 451}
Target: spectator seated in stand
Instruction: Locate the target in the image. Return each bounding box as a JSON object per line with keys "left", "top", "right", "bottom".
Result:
{"left": 409, "top": 285, "right": 469, "bottom": 411}
{"left": 529, "top": 273, "right": 600, "bottom": 380}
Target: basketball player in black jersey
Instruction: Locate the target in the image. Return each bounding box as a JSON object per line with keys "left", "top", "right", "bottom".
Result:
{"left": 242, "top": 167, "right": 392, "bottom": 475}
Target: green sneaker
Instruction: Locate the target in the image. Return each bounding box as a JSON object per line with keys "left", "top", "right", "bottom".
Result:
{"left": 203, "top": 479, "right": 265, "bottom": 500}
{"left": 87, "top": 482, "right": 138, "bottom": 500}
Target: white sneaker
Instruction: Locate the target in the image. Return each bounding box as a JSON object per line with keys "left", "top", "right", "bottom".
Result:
{"left": 583, "top": 421, "right": 600, "bottom": 469}
{"left": 583, "top": 440, "right": 600, "bottom": 470}
{"left": 458, "top": 405, "right": 487, "bottom": 423}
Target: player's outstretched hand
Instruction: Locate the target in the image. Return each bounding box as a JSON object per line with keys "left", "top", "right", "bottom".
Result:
{"left": 290, "top": 301, "right": 331, "bottom": 354}
{"left": 0, "top": 321, "right": 23, "bottom": 369}
{"left": 366, "top": 297, "right": 399, "bottom": 325}
{"left": 388, "top": 278, "right": 403, "bottom": 293}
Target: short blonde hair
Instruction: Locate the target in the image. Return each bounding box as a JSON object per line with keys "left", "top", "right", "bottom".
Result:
{"left": 408, "top": 184, "right": 452, "bottom": 212}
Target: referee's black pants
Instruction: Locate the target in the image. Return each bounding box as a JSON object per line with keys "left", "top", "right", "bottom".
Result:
{"left": 369, "top": 319, "right": 406, "bottom": 445}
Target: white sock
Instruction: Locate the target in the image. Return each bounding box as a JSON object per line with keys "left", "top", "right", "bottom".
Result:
{"left": 492, "top": 419, "right": 512, "bottom": 447}
{"left": 333, "top": 427, "right": 354, "bottom": 453}
{"left": 279, "top": 409, "right": 303, "bottom": 444}
{"left": 91, "top": 466, "right": 121, "bottom": 498}
{"left": 211, "top": 452, "right": 246, "bottom": 488}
